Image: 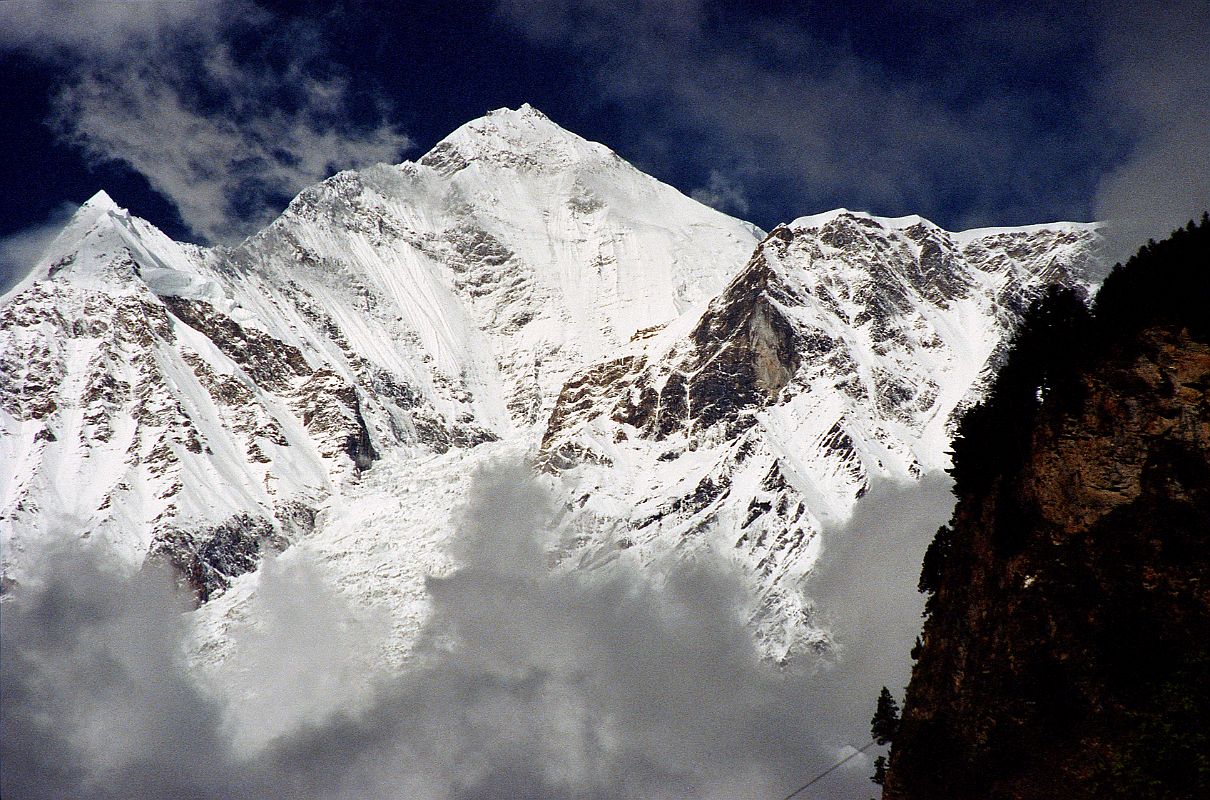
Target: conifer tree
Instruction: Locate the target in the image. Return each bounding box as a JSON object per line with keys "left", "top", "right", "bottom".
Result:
{"left": 918, "top": 525, "right": 952, "bottom": 595}
{"left": 871, "top": 754, "right": 888, "bottom": 785}
{"left": 872, "top": 686, "right": 901, "bottom": 745}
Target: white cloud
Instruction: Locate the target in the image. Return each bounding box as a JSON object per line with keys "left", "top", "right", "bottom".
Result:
{"left": 0, "top": 459, "right": 958, "bottom": 800}
{"left": 498, "top": 0, "right": 1207, "bottom": 242}
{"left": 1093, "top": 0, "right": 1210, "bottom": 264}
{"left": 0, "top": 0, "right": 232, "bottom": 53}
{"left": 497, "top": 0, "right": 1104, "bottom": 228}
{"left": 51, "top": 59, "right": 409, "bottom": 242}
{"left": 1, "top": 0, "right": 410, "bottom": 243}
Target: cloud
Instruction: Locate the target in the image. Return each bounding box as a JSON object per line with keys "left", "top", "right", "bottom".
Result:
{"left": 0, "top": 1, "right": 409, "bottom": 244}
{"left": 1092, "top": 0, "right": 1210, "bottom": 265}
{"left": 215, "top": 554, "right": 392, "bottom": 751}
{"left": 1, "top": 458, "right": 955, "bottom": 800}
{"left": 692, "top": 170, "right": 752, "bottom": 216}
{"left": 803, "top": 471, "right": 956, "bottom": 790}
{"left": 0, "top": 0, "right": 231, "bottom": 53}
{"left": 497, "top": 0, "right": 1208, "bottom": 245}
{"left": 0, "top": 202, "right": 79, "bottom": 294}
{"left": 0, "top": 539, "right": 235, "bottom": 800}
{"left": 50, "top": 55, "right": 409, "bottom": 243}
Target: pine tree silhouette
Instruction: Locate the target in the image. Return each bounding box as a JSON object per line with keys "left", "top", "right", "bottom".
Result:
{"left": 872, "top": 686, "right": 901, "bottom": 745}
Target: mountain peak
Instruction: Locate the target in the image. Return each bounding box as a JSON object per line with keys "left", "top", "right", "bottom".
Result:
{"left": 787, "top": 207, "right": 1100, "bottom": 243}
{"left": 80, "top": 189, "right": 121, "bottom": 213}
{"left": 484, "top": 102, "right": 548, "bottom": 121}
{"left": 421, "top": 104, "right": 611, "bottom": 173}
{"left": 789, "top": 208, "right": 941, "bottom": 233}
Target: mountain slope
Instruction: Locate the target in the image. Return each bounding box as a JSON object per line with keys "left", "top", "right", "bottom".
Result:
{"left": 0, "top": 106, "right": 760, "bottom": 599}
{"left": 539, "top": 210, "right": 1098, "bottom": 654}
{"left": 0, "top": 106, "right": 1100, "bottom": 662}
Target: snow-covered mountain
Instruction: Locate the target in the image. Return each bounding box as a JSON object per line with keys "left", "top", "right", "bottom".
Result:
{"left": 539, "top": 210, "right": 1097, "bottom": 654}
{"left": 0, "top": 105, "right": 1099, "bottom": 659}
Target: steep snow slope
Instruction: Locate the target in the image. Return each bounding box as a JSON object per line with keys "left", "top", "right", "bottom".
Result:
{"left": 222, "top": 104, "right": 762, "bottom": 436}
{"left": 0, "top": 192, "right": 370, "bottom": 596}
{"left": 0, "top": 106, "right": 761, "bottom": 599}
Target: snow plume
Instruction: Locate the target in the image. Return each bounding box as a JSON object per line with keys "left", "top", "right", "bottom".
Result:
{"left": 2, "top": 460, "right": 953, "bottom": 799}
{"left": 0, "top": 1, "right": 409, "bottom": 243}
{"left": 0, "top": 201, "right": 79, "bottom": 294}
{"left": 692, "top": 170, "right": 752, "bottom": 216}
{"left": 1093, "top": 0, "right": 1210, "bottom": 267}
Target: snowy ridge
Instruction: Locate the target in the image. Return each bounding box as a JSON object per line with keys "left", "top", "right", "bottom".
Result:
{"left": 0, "top": 108, "right": 1099, "bottom": 662}
{"left": 538, "top": 211, "right": 1100, "bottom": 656}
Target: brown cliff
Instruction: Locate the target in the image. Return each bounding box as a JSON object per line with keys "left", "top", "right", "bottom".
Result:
{"left": 885, "top": 218, "right": 1210, "bottom": 799}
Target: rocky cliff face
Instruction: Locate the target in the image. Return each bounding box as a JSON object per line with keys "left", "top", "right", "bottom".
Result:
{"left": 885, "top": 219, "right": 1210, "bottom": 799}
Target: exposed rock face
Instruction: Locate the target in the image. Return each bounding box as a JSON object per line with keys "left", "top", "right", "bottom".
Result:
{"left": 0, "top": 253, "right": 365, "bottom": 600}
{"left": 539, "top": 212, "right": 1099, "bottom": 656}
{"left": 885, "top": 221, "right": 1210, "bottom": 799}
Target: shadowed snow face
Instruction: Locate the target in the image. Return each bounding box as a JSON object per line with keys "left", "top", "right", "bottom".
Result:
{"left": 2, "top": 459, "right": 952, "bottom": 800}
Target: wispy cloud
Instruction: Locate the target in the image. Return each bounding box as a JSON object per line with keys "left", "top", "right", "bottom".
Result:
{"left": 0, "top": 1, "right": 409, "bottom": 243}
{"left": 691, "top": 169, "right": 751, "bottom": 216}
{"left": 497, "top": 0, "right": 1118, "bottom": 230}
{"left": 497, "top": 0, "right": 1207, "bottom": 240}
{"left": 0, "top": 0, "right": 232, "bottom": 53}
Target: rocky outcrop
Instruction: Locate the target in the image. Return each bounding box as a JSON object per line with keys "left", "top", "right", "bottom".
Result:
{"left": 885, "top": 218, "right": 1210, "bottom": 799}
{"left": 536, "top": 213, "right": 1100, "bottom": 656}
{"left": 616, "top": 250, "right": 803, "bottom": 441}
{"left": 541, "top": 247, "right": 803, "bottom": 454}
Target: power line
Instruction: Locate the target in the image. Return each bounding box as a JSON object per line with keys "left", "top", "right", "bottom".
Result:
{"left": 776, "top": 739, "right": 880, "bottom": 800}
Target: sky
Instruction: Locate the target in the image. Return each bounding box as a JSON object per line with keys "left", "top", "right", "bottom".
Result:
{"left": 1, "top": 0, "right": 1207, "bottom": 279}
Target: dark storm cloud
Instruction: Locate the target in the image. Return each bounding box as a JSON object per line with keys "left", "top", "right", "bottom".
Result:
{"left": 0, "top": 0, "right": 409, "bottom": 244}
{"left": 2, "top": 459, "right": 955, "bottom": 800}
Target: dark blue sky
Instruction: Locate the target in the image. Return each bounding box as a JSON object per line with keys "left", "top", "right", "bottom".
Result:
{"left": 1, "top": 0, "right": 1206, "bottom": 274}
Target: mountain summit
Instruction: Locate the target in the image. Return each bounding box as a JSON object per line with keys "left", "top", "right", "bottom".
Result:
{"left": 0, "top": 106, "right": 1100, "bottom": 660}
{"left": 423, "top": 104, "right": 615, "bottom": 172}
